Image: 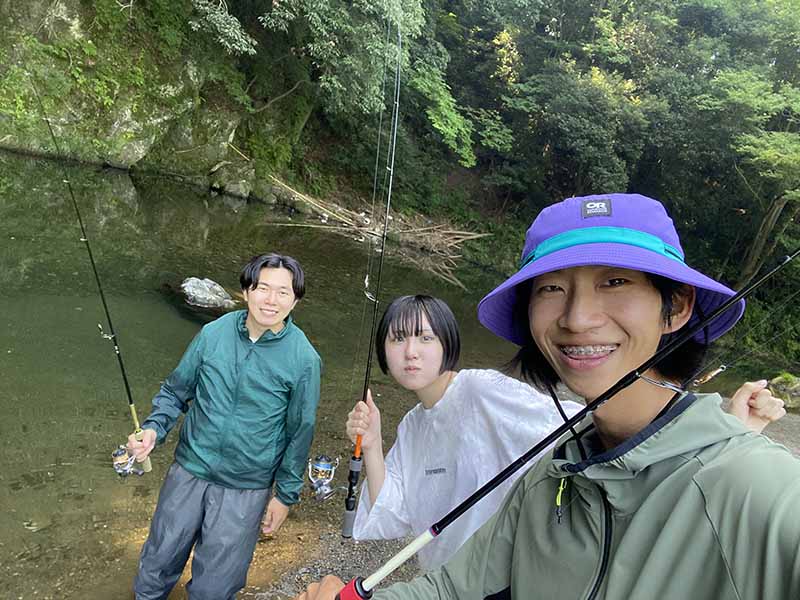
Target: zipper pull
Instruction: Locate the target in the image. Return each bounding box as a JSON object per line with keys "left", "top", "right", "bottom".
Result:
{"left": 555, "top": 478, "right": 567, "bottom": 524}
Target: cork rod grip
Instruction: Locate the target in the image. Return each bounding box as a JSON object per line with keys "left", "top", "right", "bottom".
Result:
{"left": 134, "top": 428, "right": 153, "bottom": 473}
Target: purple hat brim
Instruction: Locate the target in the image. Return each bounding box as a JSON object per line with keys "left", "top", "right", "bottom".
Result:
{"left": 478, "top": 242, "right": 745, "bottom": 346}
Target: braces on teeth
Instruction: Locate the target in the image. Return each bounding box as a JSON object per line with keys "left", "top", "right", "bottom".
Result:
{"left": 561, "top": 346, "right": 617, "bottom": 356}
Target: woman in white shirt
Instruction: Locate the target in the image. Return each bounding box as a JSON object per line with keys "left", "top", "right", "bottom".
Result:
{"left": 346, "top": 295, "right": 784, "bottom": 571}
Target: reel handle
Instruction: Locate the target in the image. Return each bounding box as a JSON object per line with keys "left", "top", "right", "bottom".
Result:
{"left": 336, "top": 577, "right": 372, "bottom": 600}
{"left": 135, "top": 428, "right": 153, "bottom": 473}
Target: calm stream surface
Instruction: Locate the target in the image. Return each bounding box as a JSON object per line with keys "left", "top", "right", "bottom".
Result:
{"left": 0, "top": 151, "right": 515, "bottom": 598}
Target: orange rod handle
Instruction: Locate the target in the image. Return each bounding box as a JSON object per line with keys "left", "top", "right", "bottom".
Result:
{"left": 354, "top": 434, "right": 363, "bottom": 459}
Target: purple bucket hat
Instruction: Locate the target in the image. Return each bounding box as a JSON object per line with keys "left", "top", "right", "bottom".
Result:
{"left": 477, "top": 193, "right": 745, "bottom": 346}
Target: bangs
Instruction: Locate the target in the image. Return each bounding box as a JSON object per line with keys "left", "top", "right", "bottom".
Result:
{"left": 386, "top": 302, "right": 431, "bottom": 339}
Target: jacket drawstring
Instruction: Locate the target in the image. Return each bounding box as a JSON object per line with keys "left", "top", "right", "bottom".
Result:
{"left": 555, "top": 478, "right": 568, "bottom": 524}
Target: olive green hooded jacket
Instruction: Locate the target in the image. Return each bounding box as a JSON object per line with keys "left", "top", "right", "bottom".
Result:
{"left": 142, "top": 310, "right": 321, "bottom": 505}
{"left": 375, "top": 393, "right": 800, "bottom": 599}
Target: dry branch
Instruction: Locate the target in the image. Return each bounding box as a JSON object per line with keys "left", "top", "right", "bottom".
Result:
{"left": 266, "top": 175, "right": 491, "bottom": 289}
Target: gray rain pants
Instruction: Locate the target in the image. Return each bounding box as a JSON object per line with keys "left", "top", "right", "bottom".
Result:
{"left": 134, "top": 462, "right": 271, "bottom": 600}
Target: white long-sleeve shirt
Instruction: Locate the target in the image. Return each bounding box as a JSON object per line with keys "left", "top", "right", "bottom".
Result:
{"left": 352, "top": 369, "right": 583, "bottom": 570}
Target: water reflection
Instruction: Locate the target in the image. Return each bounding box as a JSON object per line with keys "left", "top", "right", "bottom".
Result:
{"left": 0, "top": 150, "right": 512, "bottom": 598}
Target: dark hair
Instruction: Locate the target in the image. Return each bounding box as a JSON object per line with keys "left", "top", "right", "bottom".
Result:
{"left": 375, "top": 295, "right": 461, "bottom": 375}
{"left": 239, "top": 253, "right": 306, "bottom": 300}
{"left": 507, "top": 273, "right": 708, "bottom": 392}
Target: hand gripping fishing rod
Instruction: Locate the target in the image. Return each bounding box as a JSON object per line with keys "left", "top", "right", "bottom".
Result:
{"left": 341, "top": 26, "right": 403, "bottom": 539}
{"left": 30, "top": 80, "right": 152, "bottom": 474}
{"left": 336, "top": 248, "right": 800, "bottom": 599}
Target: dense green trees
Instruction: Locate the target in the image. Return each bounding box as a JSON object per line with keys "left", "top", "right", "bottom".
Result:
{"left": 3, "top": 0, "right": 797, "bottom": 373}
{"left": 242, "top": 0, "right": 800, "bottom": 373}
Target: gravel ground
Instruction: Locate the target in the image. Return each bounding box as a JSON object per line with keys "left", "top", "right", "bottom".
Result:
{"left": 255, "top": 534, "right": 419, "bottom": 599}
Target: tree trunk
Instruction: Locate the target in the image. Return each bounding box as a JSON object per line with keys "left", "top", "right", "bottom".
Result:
{"left": 762, "top": 197, "right": 800, "bottom": 261}
{"left": 736, "top": 193, "right": 790, "bottom": 288}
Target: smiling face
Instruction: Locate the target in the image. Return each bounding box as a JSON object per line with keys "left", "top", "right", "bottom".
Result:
{"left": 243, "top": 267, "right": 298, "bottom": 339}
{"left": 528, "top": 265, "right": 692, "bottom": 402}
{"left": 384, "top": 313, "right": 446, "bottom": 393}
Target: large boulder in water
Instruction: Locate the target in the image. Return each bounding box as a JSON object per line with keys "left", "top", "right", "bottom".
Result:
{"left": 770, "top": 373, "right": 800, "bottom": 409}
{"left": 161, "top": 277, "right": 239, "bottom": 323}
{"left": 181, "top": 277, "right": 237, "bottom": 310}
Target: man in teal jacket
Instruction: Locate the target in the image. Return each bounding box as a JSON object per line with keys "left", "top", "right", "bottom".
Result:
{"left": 297, "top": 194, "right": 799, "bottom": 600}
{"left": 128, "top": 253, "right": 321, "bottom": 600}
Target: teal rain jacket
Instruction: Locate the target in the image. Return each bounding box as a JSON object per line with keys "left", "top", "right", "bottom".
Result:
{"left": 142, "top": 310, "right": 321, "bottom": 505}
{"left": 375, "top": 393, "right": 800, "bottom": 599}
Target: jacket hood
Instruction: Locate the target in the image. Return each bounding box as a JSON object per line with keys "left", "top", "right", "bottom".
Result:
{"left": 548, "top": 393, "right": 751, "bottom": 482}
{"left": 544, "top": 393, "right": 753, "bottom": 516}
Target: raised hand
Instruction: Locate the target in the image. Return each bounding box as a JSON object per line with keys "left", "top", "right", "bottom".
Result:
{"left": 346, "top": 389, "right": 382, "bottom": 452}
{"left": 727, "top": 380, "right": 786, "bottom": 434}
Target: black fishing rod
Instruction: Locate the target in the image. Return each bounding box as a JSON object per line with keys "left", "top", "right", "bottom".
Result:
{"left": 29, "top": 79, "right": 152, "bottom": 474}
{"left": 336, "top": 248, "right": 800, "bottom": 599}
{"left": 689, "top": 283, "right": 800, "bottom": 387}
{"left": 341, "top": 26, "right": 404, "bottom": 538}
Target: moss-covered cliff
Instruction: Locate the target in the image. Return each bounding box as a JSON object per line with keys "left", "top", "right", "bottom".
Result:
{"left": 0, "top": 0, "right": 313, "bottom": 200}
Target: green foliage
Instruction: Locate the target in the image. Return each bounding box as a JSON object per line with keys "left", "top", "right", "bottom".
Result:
{"left": 189, "top": 0, "right": 257, "bottom": 55}
{"left": 203, "top": 57, "right": 252, "bottom": 110}
{"left": 466, "top": 108, "right": 513, "bottom": 153}
{"left": 410, "top": 64, "right": 476, "bottom": 167}
{"left": 87, "top": 0, "right": 190, "bottom": 60}
{"left": 737, "top": 133, "right": 800, "bottom": 188}
{"left": 503, "top": 61, "right": 647, "bottom": 195}
{"left": 0, "top": 63, "right": 38, "bottom": 128}
{"left": 244, "top": 84, "right": 315, "bottom": 174}
{"left": 492, "top": 28, "right": 522, "bottom": 85}
{"left": 144, "top": 1, "right": 189, "bottom": 58}
{"left": 259, "top": 0, "right": 425, "bottom": 117}
{"left": 697, "top": 70, "right": 786, "bottom": 130}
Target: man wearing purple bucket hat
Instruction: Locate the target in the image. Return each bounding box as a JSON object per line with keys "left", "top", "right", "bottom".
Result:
{"left": 294, "top": 193, "right": 799, "bottom": 600}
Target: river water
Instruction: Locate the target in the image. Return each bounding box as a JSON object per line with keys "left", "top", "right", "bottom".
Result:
{"left": 0, "top": 150, "right": 516, "bottom": 598}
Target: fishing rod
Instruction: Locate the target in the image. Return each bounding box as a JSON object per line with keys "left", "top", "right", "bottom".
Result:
{"left": 336, "top": 248, "right": 800, "bottom": 599}
{"left": 689, "top": 284, "right": 800, "bottom": 387}
{"left": 29, "top": 79, "right": 151, "bottom": 474}
{"left": 342, "top": 25, "right": 404, "bottom": 538}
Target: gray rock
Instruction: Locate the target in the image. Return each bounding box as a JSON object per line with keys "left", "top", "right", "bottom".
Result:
{"left": 770, "top": 374, "right": 800, "bottom": 409}
{"left": 250, "top": 180, "right": 278, "bottom": 205}
{"left": 143, "top": 98, "right": 243, "bottom": 175}
{"left": 0, "top": 0, "right": 83, "bottom": 39}
{"left": 180, "top": 277, "right": 236, "bottom": 309}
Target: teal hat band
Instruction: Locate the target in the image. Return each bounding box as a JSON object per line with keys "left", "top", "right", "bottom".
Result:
{"left": 519, "top": 226, "right": 685, "bottom": 269}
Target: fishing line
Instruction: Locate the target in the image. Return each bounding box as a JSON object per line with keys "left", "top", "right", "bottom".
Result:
{"left": 692, "top": 322, "right": 800, "bottom": 387}
{"left": 336, "top": 248, "right": 800, "bottom": 599}
{"left": 347, "top": 21, "right": 395, "bottom": 406}
{"left": 342, "top": 24, "right": 404, "bottom": 538}
{"left": 28, "top": 77, "right": 152, "bottom": 474}
{"left": 689, "top": 281, "right": 800, "bottom": 386}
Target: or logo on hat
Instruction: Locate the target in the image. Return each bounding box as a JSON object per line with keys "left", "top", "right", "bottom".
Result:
{"left": 582, "top": 199, "right": 612, "bottom": 218}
